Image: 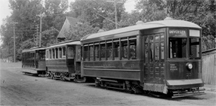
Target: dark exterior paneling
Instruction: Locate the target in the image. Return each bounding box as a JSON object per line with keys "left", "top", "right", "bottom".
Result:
{"left": 167, "top": 60, "right": 200, "bottom": 80}
{"left": 83, "top": 68, "right": 140, "bottom": 80}
{"left": 83, "top": 60, "right": 140, "bottom": 69}
{"left": 82, "top": 60, "right": 141, "bottom": 80}
{"left": 67, "top": 59, "right": 75, "bottom": 73}
{"left": 37, "top": 61, "right": 46, "bottom": 71}
{"left": 46, "top": 59, "right": 68, "bottom": 72}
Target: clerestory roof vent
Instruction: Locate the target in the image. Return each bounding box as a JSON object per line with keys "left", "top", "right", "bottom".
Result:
{"left": 164, "top": 17, "right": 173, "bottom": 20}
{"left": 136, "top": 20, "right": 144, "bottom": 25}
{"left": 98, "top": 29, "right": 105, "bottom": 33}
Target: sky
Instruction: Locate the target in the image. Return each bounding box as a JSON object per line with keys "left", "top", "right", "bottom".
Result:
{"left": 0, "top": 0, "right": 135, "bottom": 46}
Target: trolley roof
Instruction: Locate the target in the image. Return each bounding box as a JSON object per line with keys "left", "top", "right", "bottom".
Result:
{"left": 81, "top": 18, "right": 201, "bottom": 41}
{"left": 46, "top": 41, "right": 81, "bottom": 49}
{"left": 22, "top": 47, "right": 46, "bottom": 53}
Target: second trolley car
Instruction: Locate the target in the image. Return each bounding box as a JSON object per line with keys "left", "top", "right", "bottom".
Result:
{"left": 45, "top": 40, "right": 85, "bottom": 81}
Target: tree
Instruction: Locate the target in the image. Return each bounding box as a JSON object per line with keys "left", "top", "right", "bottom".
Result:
{"left": 44, "top": 0, "right": 69, "bottom": 30}
{"left": 65, "top": 21, "right": 99, "bottom": 41}
{"left": 70, "top": 0, "right": 125, "bottom": 30}
{"left": 136, "top": 0, "right": 216, "bottom": 50}
{"left": 136, "top": 0, "right": 167, "bottom": 22}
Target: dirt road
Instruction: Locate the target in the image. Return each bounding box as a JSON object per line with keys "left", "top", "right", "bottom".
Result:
{"left": 0, "top": 60, "right": 216, "bottom": 106}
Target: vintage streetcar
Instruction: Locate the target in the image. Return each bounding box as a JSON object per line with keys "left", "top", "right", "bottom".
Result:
{"left": 45, "top": 40, "right": 87, "bottom": 82}
{"left": 81, "top": 17, "right": 204, "bottom": 98}
{"left": 22, "top": 47, "right": 46, "bottom": 75}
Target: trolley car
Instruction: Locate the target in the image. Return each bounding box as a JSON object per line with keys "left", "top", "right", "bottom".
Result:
{"left": 45, "top": 40, "right": 85, "bottom": 82}
{"left": 22, "top": 47, "right": 46, "bottom": 75}
{"left": 81, "top": 17, "right": 204, "bottom": 98}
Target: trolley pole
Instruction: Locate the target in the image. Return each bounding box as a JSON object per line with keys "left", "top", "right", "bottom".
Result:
{"left": 12, "top": 22, "right": 18, "bottom": 62}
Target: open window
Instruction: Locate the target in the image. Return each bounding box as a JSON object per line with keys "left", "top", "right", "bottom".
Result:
{"left": 129, "top": 38, "right": 136, "bottom": 59}
{"left": 59, "top": 48, "right": 62, "bottom": 58}
{"left": 169, "top": 29, "right": 187, "bottom": 58}
{"left": 121, "top": 38, "right": 128, "bottom": 60}
{"left": 90, "top": 45, "right": 94, "bottom": 61}
{"left": 84, "top": 45, "right": 89, "bottom": 61}
{"left": 95, "top": 44, "right": 100, "bottom": 61}
{"left": 68, "top": 46, "right": 75, "bottom": 59}
{"left": 113, "top": 40, "right": 120, "bottom": 60}
{"left": 106, "top": 41, "right": 113, "bottom": 60}
{"left": 189, "top": 38, "right": 200, "bottom": 58}
{"left": 100, "top": 42, "right": 106, "bottom": 60}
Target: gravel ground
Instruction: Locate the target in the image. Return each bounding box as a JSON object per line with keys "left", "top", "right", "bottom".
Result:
{"left": 0, "top": 60, "right": 216, "bottom": 106}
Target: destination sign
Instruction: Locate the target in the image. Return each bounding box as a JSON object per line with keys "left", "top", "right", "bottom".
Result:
{"left": 169, "top": 30, "right": 187, "bottom": 37}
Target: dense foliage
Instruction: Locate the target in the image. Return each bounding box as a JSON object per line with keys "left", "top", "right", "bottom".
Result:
{"left": 0, "top": 0, "right": 215, "bottom": 60}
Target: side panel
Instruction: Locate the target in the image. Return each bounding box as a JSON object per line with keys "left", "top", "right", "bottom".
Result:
{"left": 46, "top": 59, "right": 68, "bottom": 72}
{"left": 83, "top": 60, "right": 141, "bottom": 80}
{"left": 37, "top": 61, "right": 46, "bottom": 71}
{"left": 167, "top": 60, "right": 199, "bottom": 80}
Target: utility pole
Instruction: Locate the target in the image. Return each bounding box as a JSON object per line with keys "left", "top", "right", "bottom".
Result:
{"left": 12, "top": 22, "right": 18, "bottom": 62}
{"left": 38, "top": 13, "right": 45, "bottom": 47}
{"left": 106, "top": 0, "right": 124, "bottom": 29}
{"left": 35, "top": 25, "right": 39, "bottom": 47}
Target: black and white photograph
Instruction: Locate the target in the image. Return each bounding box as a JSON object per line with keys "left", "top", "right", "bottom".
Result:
{"left": 0, "top": 0, "right": 216, "bottom": 106}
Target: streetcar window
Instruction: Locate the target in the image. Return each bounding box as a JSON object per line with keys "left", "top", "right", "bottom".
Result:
{"left": 84, "top": 46, "right": 89, "bottom": 61}
{"left": 144, "top": 36, "right": 149, "bottom": 63}
{"left": 121, "top": 40, "right": 128, "bottom": 59}
{"left": 49, "top": 49, "right": 51, "bottom": 59}
{"left": 95, "top": 44, "right": 100, "bottom": 61}
{"left": 155, "top": 35, "right": 160, "bottom": 61}
{"left": 56, "top": 48, "right": 58, "bottom": 59}
{"left": 107, "top": 42, "right": 113, "bottom": 60}
{"left": 46, "top": 50, "right": 48, "bottom": 59}
{"left": 53, "top": 49, "right": 55, "bottom": 59}
{"left": 160, "top": 34, "right": 164, "bottom": 61}
{"left": 63, "top": 47, "right": 66, "bottom": 56}
{"left": 100, "top": 43, "right": 106, "bottom": 60}
{"left": 129, "top": 39, "right": 136, "bottom": 59}
{"left": 161, "top": 43, "right": 164, "bottom": 60}
{"left": 90, "top": 45, "right": 94, "bottom": 61}
{"left": 113, "top": 41, "right": 119, "bottom": 60}
{"left": 68, "top": 46, "right": 74, "bottom": 59}
{"left": 39, "top": 50, "right": 45, "bottom": 60}
{"left": 149, "top": 36, "right": 154, "bottom": 62}
{"left": 189, "top": 38, "right": 200, "bottom": 58}
{"left": 76, "top": 46, "right": 81, "bottom": 61}
{"left": 169, "top": 38, "right": 187, "bottom": 58}
{"left": 59, "top": 48, "right": 62, "bottom": 58}
{"left": 155, "top": 43, "right": 159, "bottom": 61}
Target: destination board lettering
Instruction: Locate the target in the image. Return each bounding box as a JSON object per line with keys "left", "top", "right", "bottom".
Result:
{"left": 169, "top": 30, "right": 186, "bottom": 37}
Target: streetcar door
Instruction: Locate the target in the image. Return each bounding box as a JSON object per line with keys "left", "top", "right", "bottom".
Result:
{"left": 142, "top": 30, "right": 165, "bottom": 92}
{"left": 67, "top": 46, "right": 75, "bottom": 73}
{"left": 37, "top": 50, "right": 46, "bottom": 70}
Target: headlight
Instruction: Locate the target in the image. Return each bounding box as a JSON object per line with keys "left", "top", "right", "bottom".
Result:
{"left": 187, "top": 63, "right": 193, "bottom": 69}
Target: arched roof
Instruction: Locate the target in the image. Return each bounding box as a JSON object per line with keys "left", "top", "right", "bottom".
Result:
{"left": 46, "top": 41, "right": 81, "bottom": 49}
{"left": 22, "top": 47, "right": 46, "bottom": 53}
{"left": 81, "top": 19, "right": 201, "bottom": 41}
